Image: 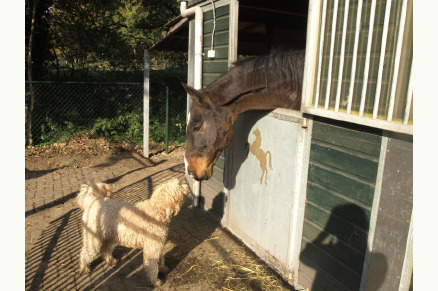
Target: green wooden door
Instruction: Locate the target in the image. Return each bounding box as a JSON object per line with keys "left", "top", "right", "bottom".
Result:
{"left": 299, "top": 120, "right": 381, "bottom": 290}
{"left": 202, "top": 4, "right": 230, "bottom": 87}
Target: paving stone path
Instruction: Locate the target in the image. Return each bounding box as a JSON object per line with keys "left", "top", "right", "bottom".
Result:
{"left": 25, "top": 152, "right": 187, "bottom": 290}
{"left": 25, "top": 151, "right": 295, "bottom": 291}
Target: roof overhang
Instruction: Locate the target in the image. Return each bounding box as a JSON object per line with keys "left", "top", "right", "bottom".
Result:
{"left": 150, "top": 0, "right": 309, "bottom": 54}
{"left": 150, "top": 16, "right": 189, "bottom": 52}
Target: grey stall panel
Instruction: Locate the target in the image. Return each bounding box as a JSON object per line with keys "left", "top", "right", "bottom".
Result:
{"left": 228, "top": 111, "right": 301, "bottom": 267}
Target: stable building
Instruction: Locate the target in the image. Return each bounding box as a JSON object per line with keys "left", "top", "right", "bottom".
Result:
{"left": 151, "top": 1, "right": 413, "bottom": 290}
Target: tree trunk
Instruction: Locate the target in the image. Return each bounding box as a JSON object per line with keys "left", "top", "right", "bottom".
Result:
{"left": 26, "top": 0, "right": 39, "bottom": 146}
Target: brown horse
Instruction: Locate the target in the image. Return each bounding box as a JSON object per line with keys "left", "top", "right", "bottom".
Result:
{"left": 183, "top": 50, "right": 304, "bottom": 181}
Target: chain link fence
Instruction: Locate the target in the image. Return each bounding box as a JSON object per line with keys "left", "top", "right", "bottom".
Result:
{"left": 149, "top": 83, "right": 187, "bottom": 152}
{"left": 25, "top": 81, "right": 187, "bottom": 151}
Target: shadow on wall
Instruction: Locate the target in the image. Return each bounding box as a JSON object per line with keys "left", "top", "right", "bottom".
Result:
{"left": 198, "top": 190, "right": 225, "bottom": 221}
{"left": 226, "top": 110, "right": 271, "bottom": 190}
{"left": 299, "top": 204, "right": 388, "bottom": 290}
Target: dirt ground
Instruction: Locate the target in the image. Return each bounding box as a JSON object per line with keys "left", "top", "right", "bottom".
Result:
{"left": 25, "top": 138, "right": 296, "bottom": 291}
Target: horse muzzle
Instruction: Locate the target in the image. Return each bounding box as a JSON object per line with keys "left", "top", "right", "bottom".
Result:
{"left": 188, "top": 170, "right": 210, "bottom": 181}
{"left": 185, "top": 157, "right": 213, "bottom": 181}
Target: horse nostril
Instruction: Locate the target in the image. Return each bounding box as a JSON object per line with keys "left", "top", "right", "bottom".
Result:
{"left": 187, "top": 170, "right": 194, "bottom": 177}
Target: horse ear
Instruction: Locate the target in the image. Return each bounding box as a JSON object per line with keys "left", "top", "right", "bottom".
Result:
{"left": 181, "top": 83, "right": 208, "bottom": 106}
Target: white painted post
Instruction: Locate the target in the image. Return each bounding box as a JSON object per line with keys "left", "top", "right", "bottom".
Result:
{"left": 359, "top": 0, "right": 377, "bottom": 117}
{"left": 143, "top": 50, "right": 150, "bottom": 158}
{"left": 387, "top": 0, "right": 408, "bottom": 121}
{"left": 313, "top": 0, "right": 328, "bottom": 109}
{"left": 324, "top": 0, "right": 340, "bottom": 110}
{"left": 347, "top": 0, "right": 363, "bottom": 114}
{"left": 334, "top": 0, "right": 350, "bottom": 112}
{"left": 403, "top": 62, "right": 413, "bottom": 125}
{"left": 372, "top": 0, "right": 392, "bottom": 119}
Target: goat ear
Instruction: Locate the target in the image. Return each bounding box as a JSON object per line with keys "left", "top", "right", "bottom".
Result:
{"left": 181, "top": 83, "right": 209, "bottom": 107}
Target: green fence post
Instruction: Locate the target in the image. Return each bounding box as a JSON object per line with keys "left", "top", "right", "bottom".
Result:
{"left": 165, "top": 86, "right": 169, "bottom": 154}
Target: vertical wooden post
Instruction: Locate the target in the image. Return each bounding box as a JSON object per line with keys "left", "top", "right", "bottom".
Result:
{"left": 143, "top": 50, "right": 150, "bottom": 158}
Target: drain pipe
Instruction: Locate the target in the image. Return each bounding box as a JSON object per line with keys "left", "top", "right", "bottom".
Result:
{"left": 179, "top": 0, "right": 203, "bottom": 207}
{"left": 180, "top": 1, "right": 203, "bottom": 91}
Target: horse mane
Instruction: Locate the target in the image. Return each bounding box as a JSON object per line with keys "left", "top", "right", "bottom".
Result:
{"left": 242, "top": 50, "right": 304, "bottom": 94}
{"left": 206, "top": 50, "right": 305, "bottom": 105}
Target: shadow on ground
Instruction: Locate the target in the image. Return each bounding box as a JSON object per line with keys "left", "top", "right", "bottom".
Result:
{"left": 25, "top": 152, "right": 295, "bottom": 291}
{"left": 25, "top": 162, "right": 188, "bottom": 290}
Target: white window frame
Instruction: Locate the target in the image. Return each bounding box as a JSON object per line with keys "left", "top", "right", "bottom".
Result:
{"left": 301, "top": 0, "right": 413, "bottom": 135}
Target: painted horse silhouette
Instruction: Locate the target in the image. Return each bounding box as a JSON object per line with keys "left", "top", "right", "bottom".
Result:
{"left": 183, "top": 50, "right": 304, "bottom": 181}
{"left": 249, "top": 128, "right": 273, "bottom": 184}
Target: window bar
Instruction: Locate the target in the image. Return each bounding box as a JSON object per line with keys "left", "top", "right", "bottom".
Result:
{"left": 359, "top": 0, "right": 377, "bottom": 117}
{"left": 403, "top": 58, "right": 413, "bottom": 125}
{"left": 324, "top": 0, "right": 340, "bottom": 110}
{"left": 335, "top": 0, "right": 350, "bottom": 112}
{"left": 314, "top": 0, "right": 328, "bottom": 108}
{"left": 347, "top": 0, "right": 363, "bottom": 114}
{"left": 387, "top": 0, "right": 408, "bottom": 121}
{"left": 372, "top": 0, "right": 392, "bottom": 119}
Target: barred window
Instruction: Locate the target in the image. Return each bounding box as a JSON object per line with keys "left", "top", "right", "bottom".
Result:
{"left": 303, "top": 0, "right": 413, "bottom": 134}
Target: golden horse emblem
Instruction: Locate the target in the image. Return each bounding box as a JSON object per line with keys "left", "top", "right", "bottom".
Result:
{"left": 249, "top": 128, "right": 273, "bottom": 184}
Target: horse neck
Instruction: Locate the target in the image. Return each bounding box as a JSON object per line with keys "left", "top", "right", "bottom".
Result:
{"left": 204, "top": 67, "right": 258, "bottom": 104}
{"left": 205, "top": 54, "right": 303, "bottom": 120}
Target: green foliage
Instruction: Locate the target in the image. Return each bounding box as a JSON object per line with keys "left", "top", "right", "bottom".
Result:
{"left": 149, "top": 119, "right": 166, "bottom": 144}
{"left": 45, "top": 67, "right": 187, "bottom": 84}
{"left": 25, "top": 0, "right": 189, "bottom": 148}
{"left": 92, "top": 110, "right": 186, "bottom": 146}
{"left": 38, "top": 0, "right": 185, "bottom": 81}
{"left": 169, "top": 115, "right": 186, "bottom": 144}
{"left": 149, "top": 116, "right": 186, "bottom": 146}
{"left": 150, "top": 69, "right": 187, "bottom": 87}
{"left": 93, "top": 111, "right": 143, "bottom": 144}
{"left": 27, "top": 75, "right": 187, "bottom": 147}
{"left": 34, "top": 99, "right": 186, "bottom": 148}
{"left": 26, "top": 0, "right": 187, "bottom": 82}
{"left": 40, "top": 117, "right": 79, "bottom": 145}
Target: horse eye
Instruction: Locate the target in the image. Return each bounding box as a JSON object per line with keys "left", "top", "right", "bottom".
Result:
{"left": 193, "top": 124, "right": 202, "bottom": 132}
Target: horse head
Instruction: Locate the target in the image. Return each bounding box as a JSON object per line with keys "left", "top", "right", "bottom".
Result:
{"left": 182, "top": 83, "right": 234, "bottom": 181}
{"left": 181, "top": 51, "right": 304, "bottom": 181}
